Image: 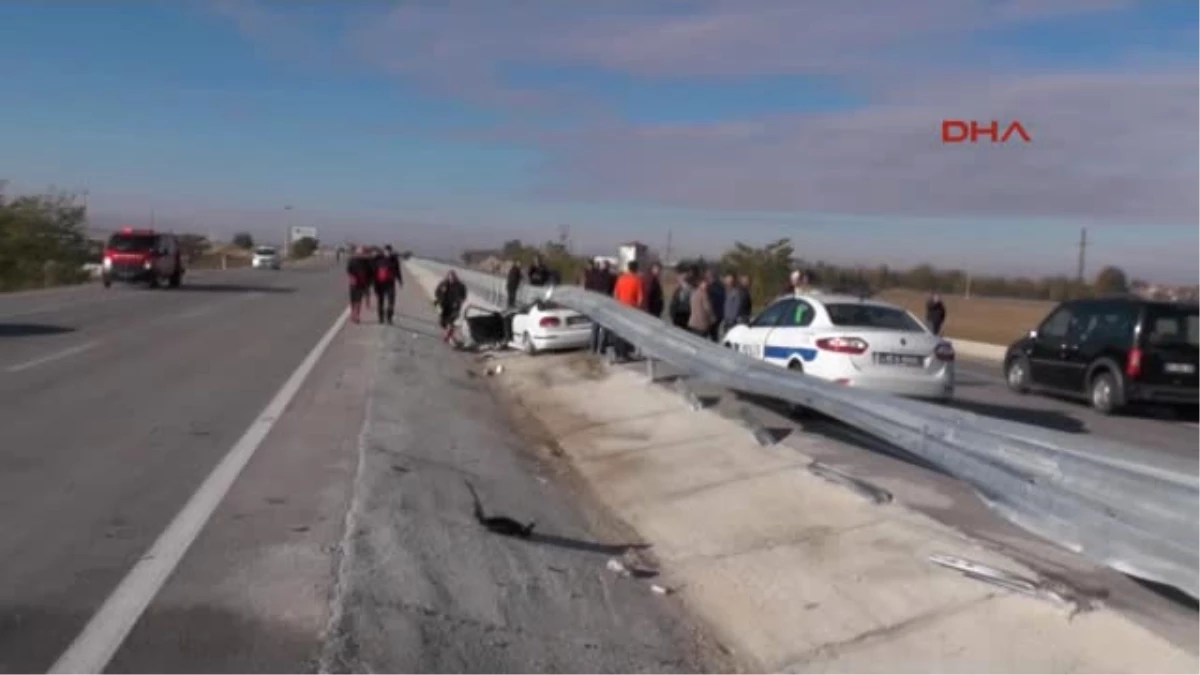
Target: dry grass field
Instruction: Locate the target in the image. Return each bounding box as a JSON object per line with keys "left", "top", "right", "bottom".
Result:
{"left": 655, "top": 271, "right": 1054, "bottom": 346}
{"left": 876, "top": 288, "right": 1054, "bottom": 345}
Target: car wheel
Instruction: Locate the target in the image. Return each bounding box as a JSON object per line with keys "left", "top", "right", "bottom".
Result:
{"left": 1089, "top": 371, "right": 1124, "bottom": 415}
{"left": 147, "top": 274, "right": 160, "bottom": 289}
{"left": 168, "top": 269, "right": 182, "bottom": 288}
{"left": 1005, "top": 357, "right": 1031, "bottom": 394}
{"left": 521, "top": 332, "right": 537, "bottom": 355}
{"left": 102, "top": 276, "right": 112, "bottom": 289}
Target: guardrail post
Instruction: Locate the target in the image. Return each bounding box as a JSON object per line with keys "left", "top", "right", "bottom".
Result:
{"left": 673, "top": 377, "right": 704, "bottom": 412}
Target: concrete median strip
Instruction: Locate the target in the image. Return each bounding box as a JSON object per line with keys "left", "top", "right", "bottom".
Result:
{"left": 400, "top": 265, "right": 1197, "bottom": 672}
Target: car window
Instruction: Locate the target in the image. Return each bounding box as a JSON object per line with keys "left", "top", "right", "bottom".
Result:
{"left": 750, "top": 300, "right": 795, "bottom": 327}
{"left": 824, "top": 303, "right": 925, "bottom": 332}
{"left": 778, "top": 300, "right": 815, "bottom": 327}
{"left": 1143, "top": 305, "right": 1200, "bottom": 348}
{"left": 108, "top": 234, "right": 158, "bottom": 252}
{"left": 1039, "top": 305, "right": 1074, "bottom": 340}
{"left": 1075, "top": 301, "right": 1135, "bottom": 347}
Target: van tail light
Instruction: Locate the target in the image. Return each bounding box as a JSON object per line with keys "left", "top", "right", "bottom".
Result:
{"left": 539, "top": 316, "right": 561, "bottom": 328}
{"left": 816, "top": 337, "right": 869, "bottom": 354}
{"left": 934, "top": 342, "right": 955, "bottom": 361}
{"left": 1126, "top": 347, "right": 1143, "bottom": 379}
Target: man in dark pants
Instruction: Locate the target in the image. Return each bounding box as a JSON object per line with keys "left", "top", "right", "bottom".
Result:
{"left": 527, "top": 255, "right": 551, "bottom": 287}
{"left": 705, "top": 268, "right": 725, "bottom": 341}
{"left": 372, "top": 246, "right": 402, "bottom": 324}
{"left": 581, "top": 260, "right": 607, "bottom": 354}
{"left": 641, "top": 262, "right": 665, "bottom": 319}
{"left": 925, "top": 293, "right": 947, "bottom": 335}
{"left": 434, "top": 271, "right": 468, "bottom": 343}
{"left": 505, "top": 261, "right": 522, "bottom": 308}
{"left": 345, "top": 246, "right": 373, "bottom": 324}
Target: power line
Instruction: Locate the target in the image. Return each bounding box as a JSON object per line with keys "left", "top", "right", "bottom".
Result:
{"left": 1076, "top": 227, "right": 1088, "bottom": 283}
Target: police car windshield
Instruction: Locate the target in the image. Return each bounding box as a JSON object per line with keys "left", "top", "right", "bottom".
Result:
{"left": 255, "top": 247, "right": 277, "bottom": 255}
{"left": 108, "top": 234, "right": 157, "bottom": 252}
{"left": 825, "top": 303, "right": 925, "bottom": 332}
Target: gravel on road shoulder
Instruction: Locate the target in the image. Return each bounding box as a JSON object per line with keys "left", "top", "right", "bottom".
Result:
{"left": 319, "top": 284, "right": 724, "bottom": 674}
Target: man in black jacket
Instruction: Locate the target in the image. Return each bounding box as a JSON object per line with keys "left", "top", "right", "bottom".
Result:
{"left": 527, "top": 255, "right": 551, "bottom": 287}
{"left": 345, "top": 247, "right": 374, "bottom": 324}
{"left": 505, "top": 261, "right": 522, "bottom": 308}
{"left": 925, "top": 293, "right": 947, "bottom": 335}
{"left": 434, "top": 271, "right": 468, "bottom": 343}
{"left": 371, "top": 246, "right": 403, "bottom": 324}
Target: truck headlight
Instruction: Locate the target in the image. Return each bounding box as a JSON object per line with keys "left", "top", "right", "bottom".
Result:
{"left": 102, "top": 257, "right": 112, "bottom": 270}
{"left": 143, "top": 260, "right": 153, "bottom": 270}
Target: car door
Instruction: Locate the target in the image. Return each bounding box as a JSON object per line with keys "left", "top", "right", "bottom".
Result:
{"left": 1028, "top": 303, "right": 1077, "bottom": 389}
{"left": 1059, "top": 301, "right": 1107, "bottom": 393}
{"left": 763, "top": 299, "right": 816, "bottom": 366}
{"left": 733, "top": 300, "right": 794, "bottom": 361}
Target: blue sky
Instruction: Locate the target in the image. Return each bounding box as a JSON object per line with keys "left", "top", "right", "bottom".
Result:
{"left": 0, "top": 1, "right": 1196, "bottom": 282}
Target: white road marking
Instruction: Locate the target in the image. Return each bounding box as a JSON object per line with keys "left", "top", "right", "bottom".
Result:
{"left": 48, "top": 306, "right": 351, "bottom": 675}
{"left": 4, "top": 341, "right": 100, "bottom": 373}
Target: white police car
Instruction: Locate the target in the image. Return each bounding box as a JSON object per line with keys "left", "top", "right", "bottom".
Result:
{"left": 723, "top": 293, "right": 955, "bottom": 401}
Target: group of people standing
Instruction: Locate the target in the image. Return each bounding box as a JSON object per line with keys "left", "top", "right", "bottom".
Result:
{"left": 668, "top": 267, "right": 754, "bottom": 342}
{"left": 345, "top": 245, "right": 404, "bottom": 325}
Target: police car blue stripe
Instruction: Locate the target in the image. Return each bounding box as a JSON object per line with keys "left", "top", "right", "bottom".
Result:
{"left": 763, "top": 346, "right": 818, "bottom": 362}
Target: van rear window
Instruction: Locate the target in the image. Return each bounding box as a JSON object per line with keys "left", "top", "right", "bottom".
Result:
{"left": 1144, "top": 306, "right": 1199, "bottom": 348}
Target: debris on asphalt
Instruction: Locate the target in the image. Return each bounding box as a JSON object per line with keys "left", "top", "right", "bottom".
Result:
{"left": 606, "top": 558, "right": 630, "bottom": 576}
{"left": 650, "top": 584, "right": 672, "bottom": 596}
{"left": 807, "top": 461, "right": 893, "bottom": 505}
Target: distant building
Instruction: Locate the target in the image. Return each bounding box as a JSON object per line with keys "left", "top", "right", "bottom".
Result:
{"left": 593, "top": 255, "right": 619, "bottom": 268}
{"left": 617, "top": 241, "right": 648, "bottom": 272}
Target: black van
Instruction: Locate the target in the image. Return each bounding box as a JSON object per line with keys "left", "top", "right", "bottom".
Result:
{"left": 1003, "top": 297, "right": 1198, "bottom": 415}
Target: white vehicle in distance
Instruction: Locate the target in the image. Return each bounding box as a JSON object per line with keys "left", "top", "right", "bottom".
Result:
{"left": 507, "top": 299, "right": 593, "bottom": 354}
{"left": 722, "top": 293, "right": 955, "bottom": 401}
{"left": 251, "top": 246, "right": 282, "bottom": 270}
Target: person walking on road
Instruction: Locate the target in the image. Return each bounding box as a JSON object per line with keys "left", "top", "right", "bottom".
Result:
{"left": 688, "top": 275, "right": 715, "bottom": 338}
{"left": 372, "top": 246, "right": 402, "bottom": 324}
{"left": 434, "top": 270, "right": 468, "bottom": 344}
{"left": 346, "top": 246, "right": 374, "bottom": 324}
{"left": 925, "top": 292, "right": 947, "bottom": 336}
{"left": 611, "top": 261, "right": 645, "bottom": 362}
{"left": 505, "top": 261, "right": 523, "bottom": 308}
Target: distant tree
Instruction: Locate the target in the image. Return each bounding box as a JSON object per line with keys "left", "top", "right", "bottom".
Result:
{"left": 0, "top": 188, "right": 91, "bottom": 291}
{"left": 177, "top": 233, "right": 212, "bottom": 262}
{"left": 720, "top": 238, "right": 794, "bottom": 309}
{"left": 232, "top": 232, "right": 254, "bottom": 249}
{"left": 1094, "top": 266, "right": 1129, "bottom": 294}
{"left": 290, "top": 236, "right": 318, "bottom": 259}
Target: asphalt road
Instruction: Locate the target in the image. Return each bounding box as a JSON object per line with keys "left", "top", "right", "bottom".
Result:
{"left": 951, "top": 358, "right": 1197, "bottom": 462}
{"left": 0, "top": 265, "right": 349, "bottom": 673}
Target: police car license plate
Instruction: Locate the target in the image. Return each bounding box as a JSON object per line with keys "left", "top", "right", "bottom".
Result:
{"left": 874, "top": 353, "right": 924, "bottom": 367}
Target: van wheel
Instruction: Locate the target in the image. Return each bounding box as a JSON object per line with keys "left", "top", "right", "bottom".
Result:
{"left": 168, "top": 269, "right": 182, "bottom": 288}
{"left": 1089, "top": 371, "right": 1124, "bottom": 415}
{"left": 102, "top": 276, "right": 112, "bottom": 289}
{"left": 147, "top": 274, "right": 160, "bottom": 289}
{"left": 1005, "top": 357, "right": 1031, "bottom": 394}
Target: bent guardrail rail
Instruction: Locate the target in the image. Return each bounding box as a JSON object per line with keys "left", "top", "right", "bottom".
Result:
{"left": 410, "top": 258, "right": 1200, "bottom": 599}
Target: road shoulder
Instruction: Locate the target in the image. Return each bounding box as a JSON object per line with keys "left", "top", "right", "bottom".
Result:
{"left": 107, "top": 310, "right": 380, "bottom": 673}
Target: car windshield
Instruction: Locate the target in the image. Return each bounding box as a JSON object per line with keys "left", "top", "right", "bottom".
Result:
{"left": 824, "top": 303, "right": 926, "bottom": 332}
{"left": 255, "top": 247, "right": 277, "bottom": 255}
{"left": 1144, "top": 305, "right": 1199, "bottom": 348}
{"left": 107, "top": 233, "right": 158, "bottom": 252}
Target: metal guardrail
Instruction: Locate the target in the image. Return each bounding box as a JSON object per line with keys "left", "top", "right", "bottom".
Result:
{"left": 411, "top": 258, "right": 1200, "bottom": 599}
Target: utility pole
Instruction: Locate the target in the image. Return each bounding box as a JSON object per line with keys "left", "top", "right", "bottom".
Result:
{"left": 1076, "top": 227, "right": 1088, "bottom": 284}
